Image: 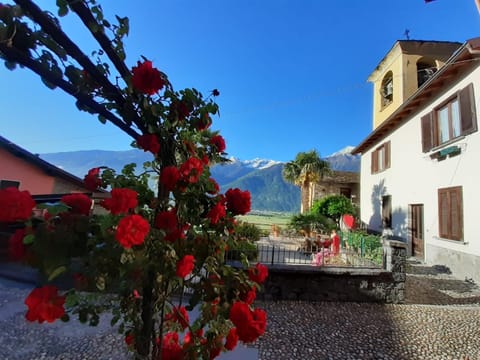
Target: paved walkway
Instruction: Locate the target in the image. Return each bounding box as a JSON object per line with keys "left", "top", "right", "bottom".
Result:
{"left": 1, "top": 259, "right": 479, "bottom": 359}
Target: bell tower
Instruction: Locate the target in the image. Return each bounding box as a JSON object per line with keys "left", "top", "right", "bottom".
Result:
{"left": 367, "top": 41, "right": 462, "bottom": 129}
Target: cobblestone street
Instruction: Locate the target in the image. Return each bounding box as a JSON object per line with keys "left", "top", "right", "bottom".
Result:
{"left": 0, "top": 262, "right": 479, "bottom": 360}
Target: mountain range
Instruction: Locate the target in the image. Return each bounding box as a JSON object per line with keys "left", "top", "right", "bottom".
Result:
{"left": 40, "top": 147, "right": 360, "bottom": 213}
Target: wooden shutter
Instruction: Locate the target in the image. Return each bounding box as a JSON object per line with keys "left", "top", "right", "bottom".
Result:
{"left": 438, "top": 189, "right": 449, "bottom": 238}
{"left": 438, "top": 187, "right": 463, "bottom": 241}
{"left": 421, "top": 112, "right": 434, "bottom": 152}
{"left": 459, "top": 83, "right": 477, "bottom": 135}
{"left": 371, "top": 150, "right": 378, "bottom": 174}
{"left": 384, "top": 141, "right": 391, "bottom": 169}
{"left": 450, "top": 187, "right": 463, "bottom": 240}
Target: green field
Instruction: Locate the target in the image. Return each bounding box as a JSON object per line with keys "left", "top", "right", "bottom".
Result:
{"left": 237, "top": 212, "right": 292, "bottom": 233}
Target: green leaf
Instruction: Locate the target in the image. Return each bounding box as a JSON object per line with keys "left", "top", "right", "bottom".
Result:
{"left": 23, "top": 234, "right": 34, "bottom": 245}
{"left": 65, "top": 292, "right": 79, "bottom": 308}
{"left": 48, "top": 266, "right": 67, "bottom": 281}
{"left": 4, "top": 61, "right": 16, "bottom": 71}
{"left": 98, "top": 115, "right": 106, "bottom": 124}
{"left": 37, "top": 202, "right": 70, "bottom": 215}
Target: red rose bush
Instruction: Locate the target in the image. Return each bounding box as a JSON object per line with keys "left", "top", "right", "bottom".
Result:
{"left": 0, "top": 2, "right": 268, "bottom": 359}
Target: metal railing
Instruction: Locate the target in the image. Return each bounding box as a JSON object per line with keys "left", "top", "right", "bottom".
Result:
{"left": 225, "top": 242, "right": 383, "bottom": 268}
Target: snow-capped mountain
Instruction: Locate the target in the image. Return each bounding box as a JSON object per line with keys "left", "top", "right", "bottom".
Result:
{"left": 327, "top": 145, "right": 356, "bottom": 157}
{"left": 228, "top": 157, "right": 281, "bottom": 170}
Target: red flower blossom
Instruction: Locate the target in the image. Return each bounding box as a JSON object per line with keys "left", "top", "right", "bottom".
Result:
{"left": 0, "top": 187, "right": 35, "bottom": 222}
{"left": 173, "top": 100, "right": 191, "bottom": 121}
{"left": 61, "top": 193, "right": 92, "bottom": 215}
{"left": 240, "top": 286, "right": 257, "bottom": 305}
{"left": 179, "top": 157, "right": 204, "bottom": 184}
{"left": 165, "top": 306, "right": 190, "bottom": 330}
{"left": 196, "top": 112, "right": 212, "bottom": 131}
{"left": 225, "top": 188, "right": 251, "bottom": 215}
{"left": 210, "top": 135, "right": 226, "bottom": 153}
{"left": 160, "top": 166, "right": 180, "bottom": 192}
{"left": 137, "top": 133, "right": 160, "bottom": 154}
{"left": 24, "top": 285, "right": 66, "bottom": 323}
{"left": 161, "top": 332, "right": 183, "bottom": 360}
{"left": 248, "top": 263, "right": 268, "bottom": 284}
{"left": 100, "top": 188, "right": 138, "bottom": 215}
{"left": 207, "top": 201, "right": 226, "bottom": 225}
{"left": 83, "top": 167, "right": 102, "bottom": 191}
{"left": 115, "top": 214, "right": 150, "bottom": 249}
{"left": 225, "top": 328, "right": 239, "bottom": 351}
{"left": 176, "top": 255, "right": 195, "bottom": 278}
{"left": 207, "top": 178, "right": 220, "bottom": 195}
{"left": 154, "top": 209, "right": 178, "bottom": 232}
{"left": 125, "top": 333, "right": 135, "bottom": 346}
{"left": 131, "top": 60, "right": 165, "bottom": 95}
{"left": 8, "top": 228, "right": 26, "bottom": 261}
{"left": 229, "top": 301, "right": 267, "bottom": 343}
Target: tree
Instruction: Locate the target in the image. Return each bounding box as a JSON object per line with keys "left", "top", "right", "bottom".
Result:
{"left": 0, "top": 2, "right": 268, "bottom": 359}
{"left": 282, "top": 150, "right": 331, "bottom": 213}
{"left": 311, "top": 194, "right": 356, "bottom": 225}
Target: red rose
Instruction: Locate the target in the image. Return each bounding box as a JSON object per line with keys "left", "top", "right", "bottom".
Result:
{"left": 225, "top": 328, "right": 239, "bottom": 351}
{"left": 101, "top": 188, "right": 138, "bottom": 215}
{"left": 8, "top": 228, "right": 26, "bottom": 261}
{"left": 248, "top": 263, "right": 268, "bottom": 284}
{"left": 24, "top": 285, "right": 66, "bottom": 323}
{"left": 179, "top": 157, "right": 204, "bottom": 184}
{"left": 196, "top": 112, "right": 212, "bottom": 131}
{"left": 131, "top": 60, "right": 165, "bottom": 95}
{"left": 161, "top": 332, "right": 183, "bottom": 360}
{"left": 240, "top": 286, "right": 257, "bottom": 305}
{"left": 160, "top": 166, "right": 180, "bottom": 192}
{"left": 207, "top": 178, "right": 220, "bottom": 195}
{"left": 207, "top": 201, "right": 226, "bottom": 225}
{"left": 225, "top": 188, "right": 251, "bottom": 215}
{"left": 0, "top": 187, "right": 35, "bottom": 222}
{"left": 229, "top": 301, "right": 266, "bottom": 343}
{"left": 61, "top": 193, "right": 92, "bottom": 215}
{"left": 125, "top": 333, "right": 135, "bottom": 346}
{"left": 137, "top": 133, "right": 160, "bottom": 154}
{"left": 173, "top": 100, "right": 191, "bottom": 121}
{"left": 210, "top": 135, "right": 226, "bottom": 153}
{"left": 115, "top": 214, "right": 150, "bottom": 249}
{"left": 165, "top": 306, "right": 190, "bottom": 330}
{"left": 176, "top": 255, "right": 195, "bottom": 278}
{"left": 83, "top": 167, "right": 102, "bottom": 191}
{"left": 154, "top": 209, "right": 178, "bottom": 232}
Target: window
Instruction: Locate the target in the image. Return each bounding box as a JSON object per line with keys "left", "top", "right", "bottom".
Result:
{"left": 0, "top": 180, "right": 20, "bottom": 189}
{"left": 421, "top": 83, "right": 477, "bottom": 152}
{"left": 381, "top": 71, "right": 393, "bottom": 108}
{"left": 438, "top": 186, "right": 463, "bottom": 241}
{"left": 417, "top": 58, "right": 437, "bottom": 88}
{"left": 340, "top": 187, "right": 351, "bottom": 199}
{"left": 371, "top": 141, "right": 391, "bottom": 174}
{"left": 382, "top": 195, "right": 392, "bottom": 229}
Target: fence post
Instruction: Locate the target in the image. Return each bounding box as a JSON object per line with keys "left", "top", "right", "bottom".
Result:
{"left": 271, "top": 246, "right": 275, "bottom": 265}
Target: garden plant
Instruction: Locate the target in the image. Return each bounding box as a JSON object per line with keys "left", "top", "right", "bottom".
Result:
{"left": 0, "top": 1, "right": 268, "bottom": 359}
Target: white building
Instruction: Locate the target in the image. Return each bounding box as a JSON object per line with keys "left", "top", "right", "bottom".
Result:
{"left": 352, "top": 38, "right": 480, "bottom": 283}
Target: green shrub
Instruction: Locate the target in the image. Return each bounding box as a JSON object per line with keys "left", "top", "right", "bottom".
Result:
{"left": 311, "top": 195, "right": 356, "bottom": 224}
{"left": 234, "top": 221, "right": 262, "bottom": 242}
{"left": 340, "top": 230, "right": 383, "bottom": 266}
{"left": 226, "top": 239, "right": 258, "bottom": 261}
{"left": 288, "top": 212, "right": 336, "bottom": 235}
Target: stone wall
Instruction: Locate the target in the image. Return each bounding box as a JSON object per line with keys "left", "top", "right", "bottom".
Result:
{"left": 259, "top": 240, "right": 407, "bottom": 304}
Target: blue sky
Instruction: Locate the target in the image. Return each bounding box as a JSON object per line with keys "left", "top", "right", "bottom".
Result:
{"left": 1, "top": 0, "right": 479, "bottom": 162}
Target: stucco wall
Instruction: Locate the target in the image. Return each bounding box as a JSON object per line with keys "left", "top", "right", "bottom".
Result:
{"left": 0, "top": 147, "right": 55, "bottom": 194}
{"left": 360, "top": 66, "right": 480, "bottom": 283}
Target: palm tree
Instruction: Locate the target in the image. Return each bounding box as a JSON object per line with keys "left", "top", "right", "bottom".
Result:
{"left": 283, "top": 150, "right": 331, "bottom": 213}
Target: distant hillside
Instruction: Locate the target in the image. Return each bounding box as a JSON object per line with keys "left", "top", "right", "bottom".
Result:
{"left": 221, "top": 163, "right": 300, "bottom": 213}
{"left": 40, "top": 147, "right": 360, "bottom": 213}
